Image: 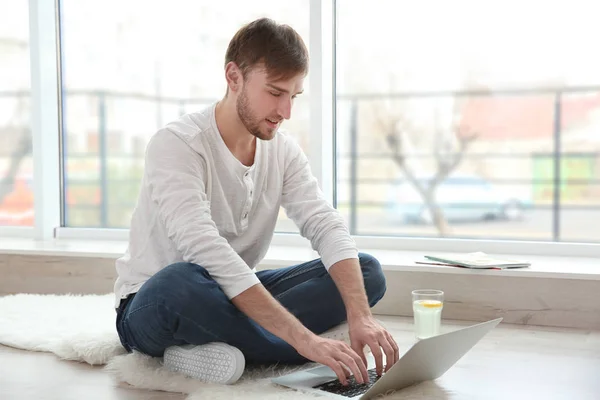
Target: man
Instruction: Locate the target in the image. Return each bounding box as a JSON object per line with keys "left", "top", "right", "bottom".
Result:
{"left": 114, "top": 17, "right": 399, "bottom": 386}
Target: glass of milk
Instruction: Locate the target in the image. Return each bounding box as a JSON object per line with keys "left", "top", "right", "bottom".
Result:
{"left": 411, "top": 289, "right": 444, "bottom": 340}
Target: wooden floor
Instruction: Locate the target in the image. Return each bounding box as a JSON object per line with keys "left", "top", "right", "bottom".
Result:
{"left": 1, "top": 316, "right": 599, "bottom": 400}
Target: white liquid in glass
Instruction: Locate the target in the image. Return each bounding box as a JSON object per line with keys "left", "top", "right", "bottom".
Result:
{"left": 413, "top": 299, "right": 443, "bottom": 339}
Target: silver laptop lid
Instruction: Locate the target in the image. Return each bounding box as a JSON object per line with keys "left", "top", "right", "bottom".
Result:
{"left": 362, "top": 318, "right": 502, "bottom": 399}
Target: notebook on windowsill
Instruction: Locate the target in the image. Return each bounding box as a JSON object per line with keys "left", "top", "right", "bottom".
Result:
{"left": 421, "top": 252, "right": 531, "bottom": 269}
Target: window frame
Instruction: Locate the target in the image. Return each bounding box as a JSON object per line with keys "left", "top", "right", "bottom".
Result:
{"left": 8, "top": 0, "right": 62, "bottom": 240}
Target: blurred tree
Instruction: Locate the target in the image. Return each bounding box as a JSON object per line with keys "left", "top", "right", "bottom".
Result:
{"left": 374, "top": 95, "right": 479, "bottom": 235}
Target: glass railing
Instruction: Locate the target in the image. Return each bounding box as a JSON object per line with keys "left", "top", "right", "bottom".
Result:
{"left": 1, "top": 87, "right": 599, "bottom": 242}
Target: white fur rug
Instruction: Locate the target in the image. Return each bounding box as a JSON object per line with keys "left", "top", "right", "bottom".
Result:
{"left": 0, "top": 293, "right": 452, "bottom": 399}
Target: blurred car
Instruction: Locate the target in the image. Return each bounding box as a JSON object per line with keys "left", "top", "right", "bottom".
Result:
{"left": 387, "top": 174, "right": 532, "bottom": 224}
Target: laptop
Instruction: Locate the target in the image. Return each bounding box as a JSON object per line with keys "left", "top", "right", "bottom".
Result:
{"left": 272, "top": 318, "right": 502, "bottom": 399}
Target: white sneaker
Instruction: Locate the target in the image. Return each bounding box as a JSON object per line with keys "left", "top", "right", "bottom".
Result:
{"left": 320, "top": 322, "right": 352, "bottom": 345}
{"left": 163, "top": 342, "right": 245, "bottom": 385}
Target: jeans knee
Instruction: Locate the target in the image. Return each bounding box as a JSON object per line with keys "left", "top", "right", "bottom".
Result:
{"left": 150, "top": 262, "right": 216, "bottom": 309}
{"left": 359, "top": 253, "right": 386, "bottom": 306}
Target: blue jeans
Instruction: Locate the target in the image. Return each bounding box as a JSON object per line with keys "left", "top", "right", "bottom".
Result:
{"left": 116, "top": 253, "right": 386, "bottom": 365}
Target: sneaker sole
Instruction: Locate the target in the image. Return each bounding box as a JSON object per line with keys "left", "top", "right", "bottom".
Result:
{"left": 163, "top": 343, "right": 245, "bottom": 385}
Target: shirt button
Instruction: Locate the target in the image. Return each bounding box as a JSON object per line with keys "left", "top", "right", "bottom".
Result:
{"left": 244, "top": 213, "right": 248, "bottom": 219}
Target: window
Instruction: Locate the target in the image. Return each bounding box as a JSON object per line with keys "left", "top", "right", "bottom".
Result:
{"left": 0, "top": 1, "right": 33, "bottom": 227}
{"left": 335, "top": 0, "right": 600, "bottom": 243}
{"left": 60, "top": 0, "right": 309, "bottom": 229}
{"left": 5, "top": 1, "right": 599, "bottom": 252}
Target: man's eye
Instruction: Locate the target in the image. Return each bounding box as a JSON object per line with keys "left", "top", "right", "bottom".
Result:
{"left": 270, "top": 92, "right": 281, "bottom": 97}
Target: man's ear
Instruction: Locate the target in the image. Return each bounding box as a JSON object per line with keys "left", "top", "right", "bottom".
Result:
{"left": 225, "top": 62, "right": 242, "bottom": 93}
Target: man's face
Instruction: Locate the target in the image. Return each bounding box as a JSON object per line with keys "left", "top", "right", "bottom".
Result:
{"left": 235, "top": 67, "right": 304, "bottom": 141}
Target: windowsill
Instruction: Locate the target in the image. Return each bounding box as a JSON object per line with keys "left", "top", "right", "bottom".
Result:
{"left": 1, "top": 237, "right": 598, "bottom": 281}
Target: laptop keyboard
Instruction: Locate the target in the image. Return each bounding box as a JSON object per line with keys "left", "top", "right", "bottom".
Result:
{"left": 313, "top": 368, "right": 382, "bottom": 397}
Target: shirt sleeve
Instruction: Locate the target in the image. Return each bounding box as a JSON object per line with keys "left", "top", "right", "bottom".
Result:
{"left": 280, "top": 134, "right": 359, "bottom": 270}
{"left": 145, "top": 130, "right": 261, "bottom": 299}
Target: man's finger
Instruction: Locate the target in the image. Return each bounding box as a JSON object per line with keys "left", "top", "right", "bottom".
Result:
{"left": 346, "top": 345, "right": 369, "bottom": 383}
{"left": 351, "top": 341, "right": 368, "bottom": 371}
{"left": 326, "top": 358, "right": 348, "bottom": 385}
{"left": 337, "top": 351, "right": 365, "bottom": 384}
{"left": 379, "top": 334, "right": 395, "bottom": 372}
{"left": 386, "top": 331, "right": 400, "bottom": 364}
{"left": 368, "top": 341, "right": 384, "bottom": 376}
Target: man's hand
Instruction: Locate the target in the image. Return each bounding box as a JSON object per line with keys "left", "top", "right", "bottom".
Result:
{"left": 327, "top": 259, "right": 400, "bottom": 375}
{"left": 231, "top": 284, "right": 368, "bottom": 385}
{"left": 348, "top": 316, "right": 399, "bottom": 376}
{"left": 295, "top": 335, "right": 369, "bottom": 386}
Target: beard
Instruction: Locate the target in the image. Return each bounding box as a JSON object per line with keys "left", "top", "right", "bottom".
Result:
{"left": 236, "top": 87, "right": 277, "bottom": 141}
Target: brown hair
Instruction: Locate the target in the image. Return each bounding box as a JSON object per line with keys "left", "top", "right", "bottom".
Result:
{"left": 225, "top": 18, "right": 309, "bottom": 81}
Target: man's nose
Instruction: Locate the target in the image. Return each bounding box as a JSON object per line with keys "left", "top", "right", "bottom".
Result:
{"left": 277, "top": 97, "right": 292, "bottom": 120}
